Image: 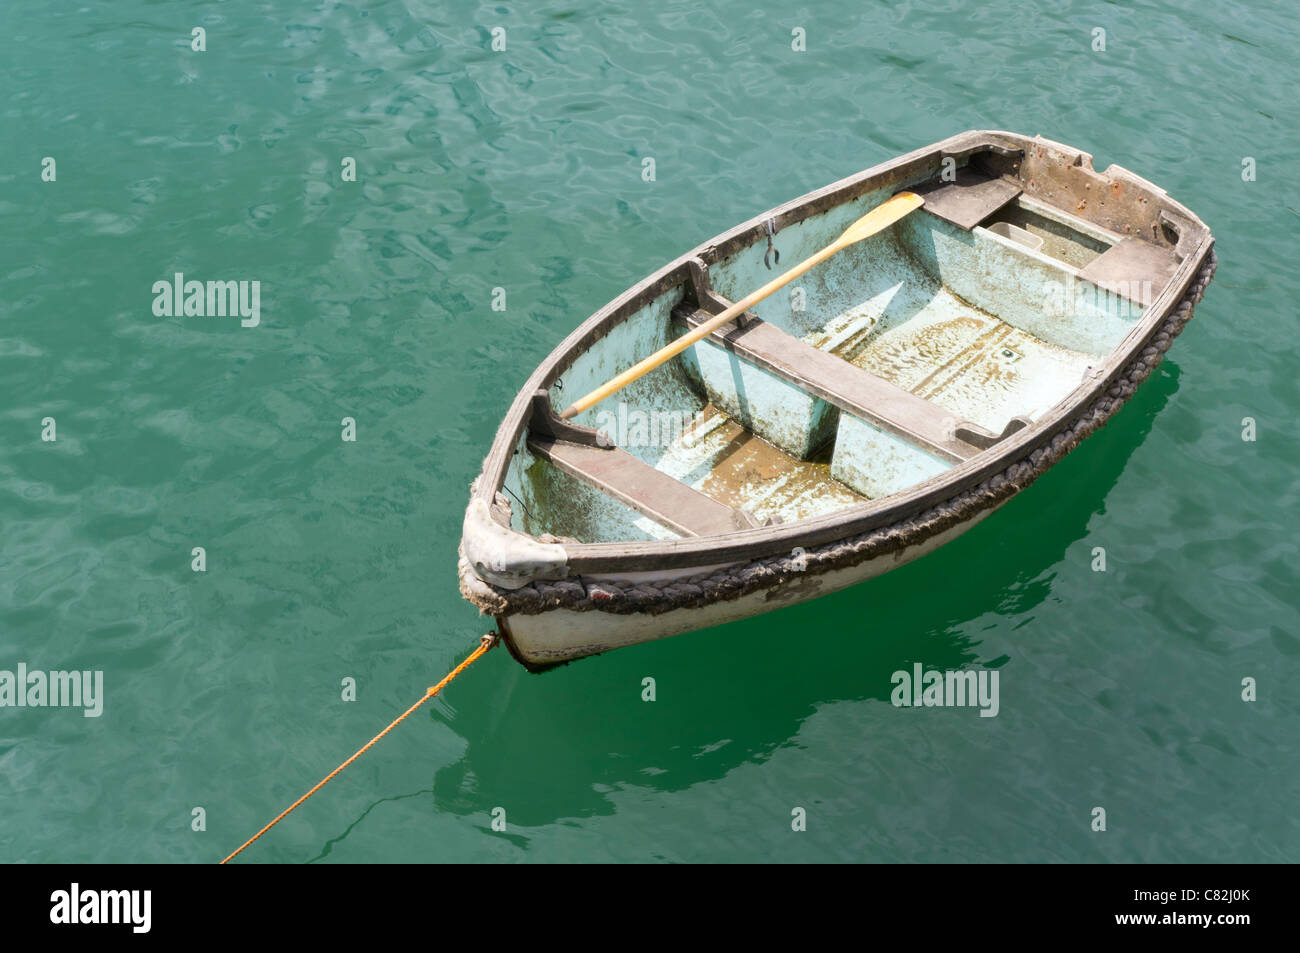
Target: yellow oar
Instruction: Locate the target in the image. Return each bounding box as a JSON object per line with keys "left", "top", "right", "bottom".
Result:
{"left": 560, "top": 191, "right": 924, "bottom": 419}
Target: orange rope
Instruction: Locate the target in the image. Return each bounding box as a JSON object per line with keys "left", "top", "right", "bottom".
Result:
{"left": 220, "top": 634, "right": 498, "bottom": 864}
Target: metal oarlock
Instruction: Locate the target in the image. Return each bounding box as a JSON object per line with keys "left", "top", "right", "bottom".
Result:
{"left": 763, "top": 217, "right": 780, "bottom": 270}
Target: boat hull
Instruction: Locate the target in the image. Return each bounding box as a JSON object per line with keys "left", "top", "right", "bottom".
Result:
{"left": 459, "top": 129, "right": 1217, "bottom": 669}
{"left": 499, "top": 505, "right": 998, "bottom": 668}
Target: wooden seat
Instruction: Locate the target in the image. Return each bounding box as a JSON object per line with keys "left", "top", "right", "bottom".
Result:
{"left": 673, "top": 306, "right": 1012, "bottom": 463}
{"left": 1079, "top": 237, "right": 1180, "bottom": 306}
{"left": 912, "top": 168, "right": 1022, "bottom": 230}
{"left": 526, "top": 435, "right": 761, "bottom": 537}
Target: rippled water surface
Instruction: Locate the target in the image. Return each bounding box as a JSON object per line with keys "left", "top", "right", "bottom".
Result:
{"left": 1, "top": 0, "right": 1297, "bottom": 862}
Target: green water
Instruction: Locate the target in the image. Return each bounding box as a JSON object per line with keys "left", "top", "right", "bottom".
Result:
{"left": 2, "top": 0, "right": 1297, "bottom": 863}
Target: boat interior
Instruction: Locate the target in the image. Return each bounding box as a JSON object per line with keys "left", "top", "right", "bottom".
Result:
{"left": 503, "top": 153, "right": 1184, "bottom": 545}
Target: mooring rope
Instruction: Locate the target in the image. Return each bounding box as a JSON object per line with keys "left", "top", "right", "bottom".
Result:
{"left": 220, "top": 633, "right": 499, "bottom": 864}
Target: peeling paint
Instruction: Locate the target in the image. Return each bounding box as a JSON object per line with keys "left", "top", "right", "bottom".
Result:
{"left": 831, "top": 413, "right": 952, "bottom": 499}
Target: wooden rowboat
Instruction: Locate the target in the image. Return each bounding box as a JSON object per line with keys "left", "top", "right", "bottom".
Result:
{"left": 459, "top": 130, "right": 1216, "bottom": 670}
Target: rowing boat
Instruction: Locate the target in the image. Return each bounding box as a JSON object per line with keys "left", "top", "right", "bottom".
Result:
{"left": 459, "top": 130, "right": 1216, "bottom": 670}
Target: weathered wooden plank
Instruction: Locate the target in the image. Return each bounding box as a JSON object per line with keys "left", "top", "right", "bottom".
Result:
{"left": 674, "top": 306, "right": 981, "bottom": 463}
{"left": 527, "top": 435, "right": 760, "bottom": 538}
{"left": 1079, "top": 238, "right": 1181, "bottom": 306}
{"left": 913, "top": 168, "right": 1022, "bottom": 230}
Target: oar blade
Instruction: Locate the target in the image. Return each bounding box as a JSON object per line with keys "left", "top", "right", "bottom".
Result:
{"left": 839, "top": 191, "right": 924, "bottom": 246}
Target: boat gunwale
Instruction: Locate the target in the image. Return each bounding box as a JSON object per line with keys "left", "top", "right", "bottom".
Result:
{"left": 466, "top": 129, "right": 1214, "bottom": 577}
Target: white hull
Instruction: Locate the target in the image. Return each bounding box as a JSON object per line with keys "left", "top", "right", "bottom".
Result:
{"left": 502, "top": 506, "right": 996, "bottom": 667}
